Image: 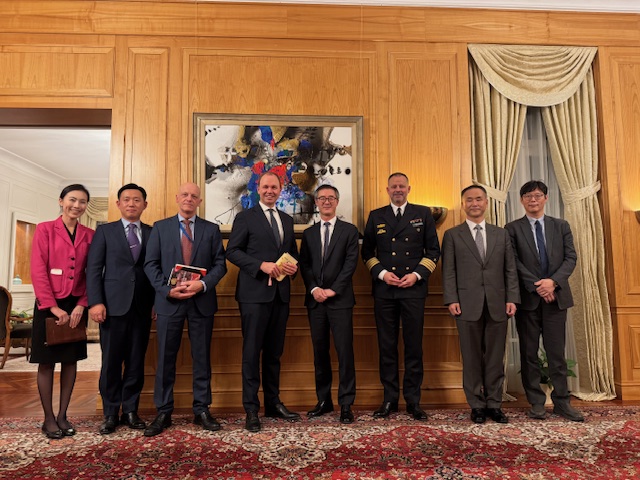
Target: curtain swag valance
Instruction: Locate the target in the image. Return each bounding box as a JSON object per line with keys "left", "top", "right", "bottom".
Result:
{"left": 468, "top": 44, "right": 597, "bottom": 107}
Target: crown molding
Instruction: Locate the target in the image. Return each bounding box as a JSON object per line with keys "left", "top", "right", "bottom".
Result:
{"left": 196, "top": 0, "right": 640, "bottom": 13}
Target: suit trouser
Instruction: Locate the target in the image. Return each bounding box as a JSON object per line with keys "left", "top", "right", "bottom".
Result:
{"left": 239, "top": 297, "right": 289, "bottom": 413}
{"left": 154, "top": 301, "right": 214, "bottom": 415}
{"left": 373, "top": 297, "right": 425, "bottom": 404}
{"left": 516, "top": 301, "right": 569, "bottom": 406}
{"left": 455, "top": 303, "right": 508, "bottom": 409}
{"left": 99, "top": 306, "right": 152, "bottom": 416}
{"left": 308, "top": 303, "right": 356, "bottom": 406}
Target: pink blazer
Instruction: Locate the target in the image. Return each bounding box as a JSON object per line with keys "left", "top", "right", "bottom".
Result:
{"left": 31, "top": 217, "right": 95, "bottom": 310}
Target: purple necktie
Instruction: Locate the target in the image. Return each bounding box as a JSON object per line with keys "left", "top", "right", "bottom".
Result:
{"left": 127, "top": 223, "right": 141, "bottom": 262}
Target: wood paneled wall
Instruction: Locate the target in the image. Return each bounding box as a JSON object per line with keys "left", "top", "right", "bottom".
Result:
{"left": 2, "top": 1, "right": 640, "bottom": 405}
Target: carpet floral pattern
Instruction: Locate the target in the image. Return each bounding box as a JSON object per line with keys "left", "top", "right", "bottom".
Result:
{"left": 1, "top": 407, "right": 639, "bottom": 479}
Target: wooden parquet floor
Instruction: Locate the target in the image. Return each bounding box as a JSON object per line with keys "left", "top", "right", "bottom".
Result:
{"left": 0, "top": 371, "right": 634, "bottom": 419}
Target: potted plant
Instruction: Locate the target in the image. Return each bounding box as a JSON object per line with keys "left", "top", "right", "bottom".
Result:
{"left": 537, "top": 349, "right": 577, "bottom": 404}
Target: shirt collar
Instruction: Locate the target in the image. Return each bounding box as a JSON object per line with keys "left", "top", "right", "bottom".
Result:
{"left": 121, "top": 218, "right": 141, "bottom": 229}
{"left": 259, "top": 201, "right": 278, "bottom": 213}
{"left": 465, "top": 218, "right": 486, "bottom": 231}
{"left": 390, "top": 202, "right": 408, "bottom": 214}
{"left": 177, "top": 214, "right": 195, "bottom": 224}
{"left": 526, "top": 214, "right": 545, "bottom": 226}
{"left": 320, "top": 216, "right": 337, "bottom": 227}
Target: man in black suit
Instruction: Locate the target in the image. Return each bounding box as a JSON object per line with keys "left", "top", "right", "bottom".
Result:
{"left": 361, "top": 172, "right": 440, "bottom": 421}
{"left": 505, "top": 180, "right": 583, "bottom": 422}
{"left": 300, "top": 185, "right": 359, "bottom": 424}
{"left": 87, "top": 183, "right": 155, "bottom": 435}
{"left": 226, "top": 171, "right": 300, "bottom": 432}
{"left": 442, "top": 185, "right": 519, "bottom": 424}
{"left": 143, "top": 182, "right": 227, "bottom": 436}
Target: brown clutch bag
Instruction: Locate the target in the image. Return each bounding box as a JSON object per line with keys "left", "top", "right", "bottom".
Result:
{"left": 45, "top": 316, "right": 87, "bottom": 346}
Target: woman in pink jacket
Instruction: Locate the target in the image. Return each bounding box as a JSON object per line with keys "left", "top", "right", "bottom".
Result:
{"left": 30, "top": 184, "right": 95, "bottom": 440}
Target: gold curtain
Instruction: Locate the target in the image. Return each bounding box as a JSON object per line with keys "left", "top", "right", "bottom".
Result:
{"left": 469, "top": 60, "right": 526, "bottom": 226}
{"left": 79, "top": 197, "right": 108, "bottom": 231}
{"left": 468, "top": 44, "right": 615, "bottom": 400}
{"left": 542, "top": 70, "right": 615, "bottom": 400}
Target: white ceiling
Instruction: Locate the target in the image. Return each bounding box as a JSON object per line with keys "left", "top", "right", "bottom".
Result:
{"left": 198, "top": 0, "right": 640, "bottom": 13}
{"left": 0, "top": 127, "right": 111, "bottom": 186}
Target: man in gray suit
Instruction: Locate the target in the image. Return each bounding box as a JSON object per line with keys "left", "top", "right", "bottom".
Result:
{"left": 442, "top": 185, "right": 519, "bottom": 424}
{"left": 505, "top": 180, "right": 583, "bottom": 422}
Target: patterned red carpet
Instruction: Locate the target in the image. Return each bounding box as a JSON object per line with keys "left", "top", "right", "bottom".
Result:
{"left": 2, "top": 406, "right": 639, "bottom": 479}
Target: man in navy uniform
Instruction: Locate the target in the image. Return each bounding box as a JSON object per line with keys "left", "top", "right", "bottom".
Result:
{"left": 361, "top": 172, "right": 440, "bottom": 420}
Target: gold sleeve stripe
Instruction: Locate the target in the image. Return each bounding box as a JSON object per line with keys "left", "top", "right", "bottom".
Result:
{"left": 420, "top": 258, "right": 437, "bottom": 273}
{"left": 366, "top": 258, "right": 381, "bottom": 271}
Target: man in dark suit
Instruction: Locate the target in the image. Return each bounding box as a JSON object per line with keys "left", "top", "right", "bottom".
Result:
{"left": 361, "top": 172, "right": 440, "bottom": 421}
{"left": 226, "top": 171, "right": 300, "bottom": 432}
{"left": 505, "top": 180, "right": 583, "bottom": 422}
{"left": 442, "top": 185, "right": 520, "bottom": 424}
{"left": 87, "top": 183, "right": 155, "bottom": 435}
{"left": 300, "top": 185, "right": 359, "bottom": 424}
{"left": 143, "top": 182, "right": 227, "bottom": 436}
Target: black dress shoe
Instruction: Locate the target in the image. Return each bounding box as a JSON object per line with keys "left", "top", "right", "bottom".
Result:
{"left": 340, "top": 405, "right": 354, "bottom": 424}
{"left": 121, "top": 412, "right": 146, "bottom": 430}
{"left": 194, "top": 411, "right": 222, "bottom": 432}
{"left": 553, "top": 403, "right": 584, "bottom": 422}
{"left": 264, "top": 403, "right": 301, "bottom": 421}
{"left": 60, "top": 424, "right": 76, "bottom": 437}
{"left": 41, "top": 423, "right": 64, "bottom": 440}
{"left": 99, "top": 415, "right": 119, "bottom": 435}
{"left": 143, "top": 413, "right": 172, "bottom": 437}
{"left": 406, "top": 403, "right": 428, "bottom": 421}
{"left": 373, "top": 401, "right": 398, "bottom": 418}
{"left": 485, "top": 408, "right": 509, "bottom": 424}
{"left": 307, "top": 400, "right": 334, "bottom": 417}
{"left": 470, "top": 408, "right": 486, "bottom": 424}
{"left": 245, "top": 411, "right": 261, "bottom": 432}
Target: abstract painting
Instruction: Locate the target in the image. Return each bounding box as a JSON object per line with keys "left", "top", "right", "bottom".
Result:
{"left": 194, "top": 114, "right": 363, "bottom": 234}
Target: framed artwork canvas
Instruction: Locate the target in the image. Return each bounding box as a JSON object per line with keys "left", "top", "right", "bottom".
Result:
{"left": 194, "top": 114, "right": 364, "bottom": 234}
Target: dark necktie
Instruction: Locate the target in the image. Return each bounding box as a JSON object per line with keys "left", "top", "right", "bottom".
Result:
{"left": 181, "top": 219, "right": 193, "bottom": 264}
{"left": 127, "top": 223, "right": 141, "bottom": 262}
{"left": 396, "top": 207, "right": 402, "bottom": 222}
{"left": 269, "top": 209, "right": 281, "bottom": 248}
{"left": 320, "top": 221, "right": 331, "bottom": 285}
{"left": 535, "top": 220, "right": 549, "bottom": 276}
{"left": 474, "top": 224, "right": 485, "bottom": 261}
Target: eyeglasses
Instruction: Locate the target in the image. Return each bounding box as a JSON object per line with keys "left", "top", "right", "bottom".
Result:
{"left": 522, "top": 193, "right": 545, "bottom": 201}
{"left": 316, "top": 196, "right": 338, "bottom": 203}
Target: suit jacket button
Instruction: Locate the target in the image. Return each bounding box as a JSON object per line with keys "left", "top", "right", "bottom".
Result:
{"left": 392, "top": 238, "right": 396, "bottom": 242}
{"left": 405, "top": 237, "right": 409, "bottom": 241}
{"left": 405, "top": 267, "right": 410, "bottom": 270}
{"left": 392, "top": 252, "right": 396, "bottom": 256}
{"left": 406, "top": 252, "right": 409, "bottom": 255}
{"left": 391, "top": 267, "right": 396, "bottom": 271}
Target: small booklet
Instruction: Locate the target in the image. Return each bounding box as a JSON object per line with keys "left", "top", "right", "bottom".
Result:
{"left": 168, "top": 263, "right": 207, "bottom": 287}
{"left": 274, "top": 252, "right": 298, "bottom": 281}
